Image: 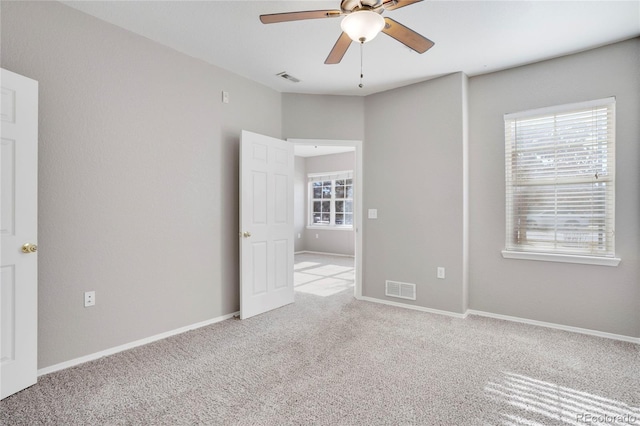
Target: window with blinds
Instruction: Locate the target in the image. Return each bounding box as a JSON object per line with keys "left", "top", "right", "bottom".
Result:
{"left": 504, "top": 97, "right": 616, "bottom": 259}
{"left": 308, "top": 171, "right": 353, "bottom": 228}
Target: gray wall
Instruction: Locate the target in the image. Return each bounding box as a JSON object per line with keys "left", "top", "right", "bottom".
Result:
{"left": 294, "top": 156, "right": 306, "bottom": 252}
{"left": 284, "top": 41, "right": 640, "bottom": 337}
{"left": 3, "top": 1, "right": 638, "bottom": 371}
{"left": 1, "top": 1, "right": 282, "bottom": 368}
{"left": 297, "top": 152, "right": 356, "bottom": 256}
{"left": 468, "top": 38, "right": 640, "bottom": 337}
{"left": 363, "top": 73, "right": 467, "bottom": 314}
{"left": 282, "top": 94, "right": 365, "bottom": 141}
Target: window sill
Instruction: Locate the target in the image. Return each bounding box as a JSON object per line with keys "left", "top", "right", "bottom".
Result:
{"left": 306, "top": 226, "right": 354, "bottom": 231}
{"left": 501, "top": 250, "right": 621, "bottom": 266}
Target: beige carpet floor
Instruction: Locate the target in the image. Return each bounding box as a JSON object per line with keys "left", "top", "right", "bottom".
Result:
{"left": 1, "top": 254, "right": 638, "bottom": 425}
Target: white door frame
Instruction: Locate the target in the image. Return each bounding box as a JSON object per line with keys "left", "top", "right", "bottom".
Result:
{"left": 288, "top": 138, "right": 363, "bottom": 298}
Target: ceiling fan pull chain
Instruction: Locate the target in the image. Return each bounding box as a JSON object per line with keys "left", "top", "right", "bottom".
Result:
{"left": 359, "top": 41, "right": 364, "bottom": 88}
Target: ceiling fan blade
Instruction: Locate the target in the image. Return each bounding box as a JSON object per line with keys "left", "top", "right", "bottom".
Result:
{"left": 382, "top": 0, "right": 423, "bottom": 11}
{"left": 382, "top": 17, "right": 434, "bottom": 54}
{"left": 325, "top": 32, "right": 352, "bottom": 64}
{"left": 260, "top": 10, "right": 342, "bottom": 24}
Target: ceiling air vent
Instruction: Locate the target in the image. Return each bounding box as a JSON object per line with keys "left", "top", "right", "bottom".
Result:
{"left": 276, "top": 71, "right": 301, "bottom": 83}
{"left": 385, "top": 280, "right": 416, "bottom": 301}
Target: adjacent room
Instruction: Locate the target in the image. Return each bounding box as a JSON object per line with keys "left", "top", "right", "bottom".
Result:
{"left": 293, "top": 144, "right": 357, "bottom": 297}
{"left": 1, "top": 0, "right": 639, "bottom": 424}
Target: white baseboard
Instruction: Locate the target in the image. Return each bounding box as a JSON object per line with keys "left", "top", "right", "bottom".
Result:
{"left": 296, "top": 250, "right": 354, "bottom": 258}
{"left": 356, "top": 295, "right": 467, "bottom": 319}
{"left": 37, "top": 311, "right": 239, "bottom": 377}
{"left": 356, "top": 295, "right": 638, "bottom": 344}
{"left": 466, "top": 309, "right": 640, "bottom": 344}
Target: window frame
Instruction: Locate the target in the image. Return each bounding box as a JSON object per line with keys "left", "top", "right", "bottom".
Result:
{"left": 307, "top": 171, "right": 354, "bottom": 230}
{"left": 502, "top": 97, "right": 620, "bottom": 266}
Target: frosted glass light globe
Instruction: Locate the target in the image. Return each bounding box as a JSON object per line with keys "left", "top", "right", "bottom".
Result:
{"left": 341, "top": 10, "right": 385, "bottom": 43}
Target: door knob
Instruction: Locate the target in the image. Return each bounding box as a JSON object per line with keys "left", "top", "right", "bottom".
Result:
{"left": 22, "top": 243, "right": 38, "bottom": 253}
{"left": 242, "top": 231, "right": 252, "bottom": 238}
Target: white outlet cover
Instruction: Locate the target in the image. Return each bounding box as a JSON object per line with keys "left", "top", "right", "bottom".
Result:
{"left": 368, "top": 209, "right": 378, "bottom": 219}
{"left": 84, "top": 291, "right": 96, "bottom": 307}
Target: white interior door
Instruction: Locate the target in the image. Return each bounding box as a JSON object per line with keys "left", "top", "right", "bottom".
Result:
{"left": 240, "top": 130, "right": 294, "bottom": 319}
{"left": 1, "top": 69, "right": 38, "bottom": 399}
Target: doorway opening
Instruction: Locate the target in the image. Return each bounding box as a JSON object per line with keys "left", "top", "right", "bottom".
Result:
{"left": 288, "top": 139, "right": 363, "bottom": 299}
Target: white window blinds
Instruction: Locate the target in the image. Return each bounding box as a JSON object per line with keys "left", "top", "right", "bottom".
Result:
{"left": 504, "top": 97, "right": 616, "bottom": 258}
{"left": 307, "top": 171, "right": 353, "bottom": 183}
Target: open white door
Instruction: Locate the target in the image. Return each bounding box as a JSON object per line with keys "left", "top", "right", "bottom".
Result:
{"left": 1, "top": 69, "right": 38, "bottom": 399}
{"left": 239, "top": 130, "right": 294, "bottom": 319}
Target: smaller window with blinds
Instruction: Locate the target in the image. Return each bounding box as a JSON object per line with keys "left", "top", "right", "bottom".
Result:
{"left": 503, "top": 97, "right": 617, "bottom": 263}
{"left": 308, "top": 171, "right": 353, "bottom": 228}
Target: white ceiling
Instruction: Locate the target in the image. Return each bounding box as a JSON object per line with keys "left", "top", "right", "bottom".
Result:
{"left": 63, "top": 1, "right": 640, "bottom": 96}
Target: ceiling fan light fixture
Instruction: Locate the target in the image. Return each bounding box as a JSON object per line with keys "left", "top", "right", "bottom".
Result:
{"left": 340, "top": 10, "right": 385, "bottom": 43}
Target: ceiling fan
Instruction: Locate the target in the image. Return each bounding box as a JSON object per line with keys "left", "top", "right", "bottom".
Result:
{"left": 260, "top": 0, "right": 434, "bottom": 65}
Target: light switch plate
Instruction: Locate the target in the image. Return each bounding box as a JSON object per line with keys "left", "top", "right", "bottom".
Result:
{"left": 368, "top": 209, "right": 378, "bottom": 219}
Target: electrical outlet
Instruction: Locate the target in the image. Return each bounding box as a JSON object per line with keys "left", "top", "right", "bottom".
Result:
{"left": 437, "top": 267, "right": 445, "bottom": 279}
{"left": 84, "top": 291, "right": 96, "bottom": 307}
{"left": 315, "top": 234, "right": 319, "bottom": 239}
{"left": 222, "top": 91, "right": 229, "bottom": 104}
{"left": 297, "top": 233, "right": 301, "bottom": 239}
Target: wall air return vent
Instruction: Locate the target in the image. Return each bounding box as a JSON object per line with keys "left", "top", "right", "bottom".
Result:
{"left": 385, "top": 280, "right": 416, "bottom": 301}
